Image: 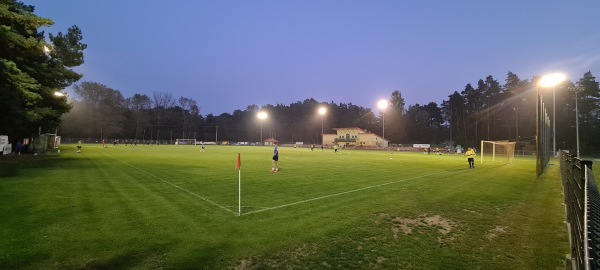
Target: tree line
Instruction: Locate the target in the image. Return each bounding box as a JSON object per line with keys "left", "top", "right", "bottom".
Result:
{"left": 60, "top": 69, "right": 600, "bottom": 155}
{"left": 60, "top": 81, "right": 381, "bottom": 145}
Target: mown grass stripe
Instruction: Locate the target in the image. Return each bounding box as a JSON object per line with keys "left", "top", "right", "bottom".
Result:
{"left": 97, "top": 149, "right": 236, "bottom": 215}
{"left": 242, "top": 170, "right": 448, "bottom": 215}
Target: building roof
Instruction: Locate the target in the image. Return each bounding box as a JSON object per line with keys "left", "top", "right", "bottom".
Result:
{"left": 328, "top": 127, "right": 388, "bottom": 142}
{"left": 332, "top": 127, "right": 369, "bottom": 133}
{"left": 264, "top": 138, "right": 279, "bottom": 142}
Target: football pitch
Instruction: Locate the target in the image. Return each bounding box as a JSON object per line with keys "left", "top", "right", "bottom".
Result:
{"left": 0, "top": 144, "right": 568, "bottom": 269}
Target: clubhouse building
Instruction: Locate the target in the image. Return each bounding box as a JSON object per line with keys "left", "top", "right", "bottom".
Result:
{"left": 322, "top": 127, "right": 389, "bottom": 148}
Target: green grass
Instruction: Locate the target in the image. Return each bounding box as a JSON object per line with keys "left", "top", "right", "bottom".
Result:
{"left": 0, "top": 144, "right": 568, "bottom": 269}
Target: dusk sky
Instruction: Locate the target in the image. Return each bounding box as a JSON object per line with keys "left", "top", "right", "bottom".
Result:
{"left": 28, "top": 1, "right": 600, "bottom": 116}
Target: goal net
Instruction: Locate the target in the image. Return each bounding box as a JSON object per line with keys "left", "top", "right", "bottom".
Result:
{"left": 31, "top": 134, "right": 61, "bottom": 153}
{"left": 175, "top": 139, "right": 196, "bottom": 145}
{"left": 480, "top": 140, "right": 516, "bottom": 164}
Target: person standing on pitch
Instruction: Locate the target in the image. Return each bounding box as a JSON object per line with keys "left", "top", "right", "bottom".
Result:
{"left": 272, "top": 142, "right": 279, "bottom": 172}
{"left": 466, "top": 147, "right": 475, "bottom": 169}
{"left": 333, "top": 144, "right": 339, "bottom": 154}
{"left": 201, "top": 141, "right": 205, "bottom": 152}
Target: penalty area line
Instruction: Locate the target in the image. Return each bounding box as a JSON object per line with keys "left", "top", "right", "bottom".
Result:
{"left": 98, "top": 150, "right": 236, "bottom": 215}
{"left": 241, "top": 170, "right": 448, "bottom": 216}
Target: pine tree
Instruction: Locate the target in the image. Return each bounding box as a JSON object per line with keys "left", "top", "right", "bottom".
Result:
{"left": 0, "top": 1, "right": 86, "bottom": 140}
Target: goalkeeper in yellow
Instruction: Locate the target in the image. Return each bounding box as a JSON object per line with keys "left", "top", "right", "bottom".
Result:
{"left": 466, "top": 148, "right": 475, "bottom": 169}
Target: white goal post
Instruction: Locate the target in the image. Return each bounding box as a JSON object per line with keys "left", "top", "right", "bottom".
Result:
{"left": 480, "top": 140, "right": 516, "bottom": 164}
{"left": 175, "top": 139, "right": 196, "bottom": 145}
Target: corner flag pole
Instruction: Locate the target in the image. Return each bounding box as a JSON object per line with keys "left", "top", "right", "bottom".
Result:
{"left": 235, "top": 153, "right": 241, "bottom": 216}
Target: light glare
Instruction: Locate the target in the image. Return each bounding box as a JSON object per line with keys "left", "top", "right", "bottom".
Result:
{"left": 257, "top": 111, "right": 267, "bottom": 119}
{"left": 539, "top": 73, "right": 566, "bottom": 88}
{"left": 318, "top": 107, "right": 326, "bottom": 115}
{"left": 377, "top": 100, "right": 388, "bottom": 110}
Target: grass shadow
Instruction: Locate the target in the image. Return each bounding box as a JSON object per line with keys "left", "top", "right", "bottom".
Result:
{"left": 80, "top": 251, "right": 161, "bottom": 270}
{"left": 0, "top": 154, "right": 87, "bottom": 179}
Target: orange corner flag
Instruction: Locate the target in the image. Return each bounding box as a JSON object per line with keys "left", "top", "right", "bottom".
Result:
{"left": 235, "top": 153, "right": 241, "bottom": 170}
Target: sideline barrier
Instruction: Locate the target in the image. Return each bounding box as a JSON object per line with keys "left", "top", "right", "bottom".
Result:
{"left": 560, "top": 152, "right": 597, "bottom": 269}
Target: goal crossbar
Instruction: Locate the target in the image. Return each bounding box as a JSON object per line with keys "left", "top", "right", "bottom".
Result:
{"left": 480, "top": 140, "right": 516, "bottom": 164}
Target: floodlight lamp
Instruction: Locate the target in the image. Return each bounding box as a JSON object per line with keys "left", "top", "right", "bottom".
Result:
{"left": 377, "top": 100, "right": 388, "bottom": 111}
{"left": 54, "top": 91, "right": 65, "bottom": 97}
{"left": 257, "top": 111, "right": 267, "bottom": 120}
{"left": 539, "top": 73, "right": 566, "bottom": 88}
{"left": 318, "top": 107, "right": 327, "bottom": 115}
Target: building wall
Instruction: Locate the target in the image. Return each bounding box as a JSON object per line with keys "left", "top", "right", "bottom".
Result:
{"left": 322, "top": 128, "right": 389, "bottom": 147}
{"left": 322, "top": 134, "right": 337, "bottom": 146}
{"left": 357, "top": 133, "right": 388, "bottom": 147}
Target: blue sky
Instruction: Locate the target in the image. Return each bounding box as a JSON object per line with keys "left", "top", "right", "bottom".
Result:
{"left": 28, "top": 1, "right": 600, "bottom": 115}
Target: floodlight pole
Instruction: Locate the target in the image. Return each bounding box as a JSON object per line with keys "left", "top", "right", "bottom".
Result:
{"left": 382, "top": 111, "right": 385, "bottom": 142}
{"left": 377, "top": 100, "right": 388, "bottom": 147}
{"left": 540, "top": 73, "right": 565, "bottom": 157}
{"left": 575, "top": 90, "right": 580, "bottom": 158}
{"left": 321, "top": 117, "right": 324, "bottom": 145}
{"left": 318, "top": 107, "right": 326, "bottom": 148}
{"left": 552, "top": 86, "right": 556, "bottom": 156}
{"left": 535, "top": 84, "right": 540, "bottom": 176}
{"left": 257, "top": 112, "right": 267, "bottom": 145}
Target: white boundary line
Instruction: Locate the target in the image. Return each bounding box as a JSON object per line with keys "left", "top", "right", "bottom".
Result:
{"left": 98, "top": 151, "right": 236, "bottom": 215}
{"left": 241, "top": 170, "right": 448, "bottom": 216}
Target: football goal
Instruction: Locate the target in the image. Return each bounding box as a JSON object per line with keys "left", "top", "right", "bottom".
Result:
{"left": 480, "top": 140, "right": 516, "bottom": 164}
{"left": 175, "top": 139, "right": 196, "bottom": 145}
{"left": 31, "top": 133, "right": 61, "bottom": 154}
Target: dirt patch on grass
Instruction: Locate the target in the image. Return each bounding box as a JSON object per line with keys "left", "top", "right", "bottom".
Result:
{"left": 423, "top": 215, "right": 454, "bottom": 235}
{"left": 486, "top": 226, "right": 507, "bottom": 240}
{"left": 389, "top": 214, "right": 458, "bottom": 243}
{"left": 376, "top": 213, "right": 390, "bottom": 224}
{"left": 230, "top": 243, "right": 318, "bottom": 270}
{"left": 391, "top": 217, "right": 421, "bottom": 235}
{"left": 232, "top": 259, "right": 252, "bottom": 270}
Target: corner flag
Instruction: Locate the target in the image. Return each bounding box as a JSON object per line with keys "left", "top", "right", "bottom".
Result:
{"left": 236, "top": 153, "right": 241, "bottom": 216}
{"left": 235, "top": 153, "right": 241, "bottom": 170}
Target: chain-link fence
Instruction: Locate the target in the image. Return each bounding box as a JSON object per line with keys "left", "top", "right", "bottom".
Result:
{"left": 560, "top": 152, "right": 597, "bottom": 269}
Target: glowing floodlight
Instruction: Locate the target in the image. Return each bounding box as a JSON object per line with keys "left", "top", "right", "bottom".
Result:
{"left": 539, "top": 73, "right": 566, "bottom": 88}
